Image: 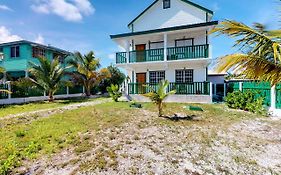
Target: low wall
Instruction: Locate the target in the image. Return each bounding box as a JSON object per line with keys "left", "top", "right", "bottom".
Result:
{"left": 129, "top": 94, "right": 212, "bottom": 103}
{"left": 0, "top": 94, "right": 83, "bottom": 105}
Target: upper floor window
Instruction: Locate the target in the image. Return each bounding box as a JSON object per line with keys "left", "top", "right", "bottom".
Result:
{"left": 163, "top": 0, "right": 170, "bottom": 9}
{"left": 10, "top": 46, "right": 20, "bottom": 58}
{"left": 175, "top": 38, "right": 194, "bottom": 47}
{"left": 32, "top": 47, "right": 46, "bottom": 58}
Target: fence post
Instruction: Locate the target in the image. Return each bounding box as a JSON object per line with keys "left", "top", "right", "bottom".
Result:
{"left": 66, "top": 86, "right": 69, "bottom": 95}
{"left": 270, "top": 85, "right": 276, "bottom": 110}
{"left": 210, "top": 82, "right": 213, "bottom": 103}
{"left": 7, "top": 82, "right": 11, "bottom": 99}
{"left": 239, "top": 82, "right": 243, "bottom": 91}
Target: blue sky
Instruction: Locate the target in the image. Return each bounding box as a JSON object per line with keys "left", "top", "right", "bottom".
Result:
{"left": 0, "top": 0, "right": 279, "bottom": 68}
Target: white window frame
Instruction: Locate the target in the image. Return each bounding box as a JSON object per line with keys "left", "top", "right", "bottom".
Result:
{"left": 149, "top": 71, "right": 165, "bottom": 84}
{"left": 175, "top": 69, "right": 194, "bottom": 83}
{"left": 10, "top": 45, "right": 20, "bottom": 58}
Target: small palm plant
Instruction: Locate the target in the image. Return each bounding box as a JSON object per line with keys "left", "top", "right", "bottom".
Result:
{"left": 107, "top": 84, "right": 122, "bottom": 102}
{"left": 68, "top": 51, "right": 110, "bottom": 97}
{"left": 29, "top": 57, "right": 68, "bottom": 102}
{"left": 143, "top": 80, "right": 176, "bottom": 117}
{"left": 0, "top": 67, "right": 11, "bottom": 94}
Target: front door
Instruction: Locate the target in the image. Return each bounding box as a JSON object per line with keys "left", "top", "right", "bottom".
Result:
{"left": 136, "top": 73, "right": 146, "bottom": 94}
{"left": 135, "top": 44, "right": 146, "bottom": 62}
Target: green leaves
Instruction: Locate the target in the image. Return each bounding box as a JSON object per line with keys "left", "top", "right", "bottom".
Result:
{"left": 211, "top": 20, "right": 281, "bottom": 86}
{"left": 143, "top": 80, "right": 176, "bottom": 117}
{"left": 107, "top": 84, "right": 122, "bottom": 102}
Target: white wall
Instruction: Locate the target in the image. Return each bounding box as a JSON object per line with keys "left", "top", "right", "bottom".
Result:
{"left": 128, "top": 62, "right": 207, "bottom": 83}
{"left": 131, "top": 0, "right": 208, "bottom": 32}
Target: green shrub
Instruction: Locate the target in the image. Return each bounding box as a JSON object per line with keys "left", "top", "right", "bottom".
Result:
{"left": 106, "top": 84, "right": 122, "bottom": 102}
{"left": 225, "top": 91, "right": 265, "bottom": 114}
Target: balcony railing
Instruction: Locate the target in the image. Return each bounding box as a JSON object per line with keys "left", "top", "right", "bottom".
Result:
{"left": 116, "top": 44, "right": 209, "bottom": 64}
{"left": 128, "top": 82, "right": 210, "bottom": 95}
{"left": 129, "top": 48, "right": 164, "bottom": 63}
{"left": 167, "top": 44, "right": 209, "bottom": 60}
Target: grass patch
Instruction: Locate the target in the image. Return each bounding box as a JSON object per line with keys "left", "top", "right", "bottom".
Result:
{"left": 0, "top": 102, "right": 132, "bottom": 174}
{"left": 0, "top": 97, "right": 106, "bottom": 118}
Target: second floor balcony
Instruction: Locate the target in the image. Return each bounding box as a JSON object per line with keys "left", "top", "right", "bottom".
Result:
{"left": 116, "top": 44, "right": 209, "bottom": 64}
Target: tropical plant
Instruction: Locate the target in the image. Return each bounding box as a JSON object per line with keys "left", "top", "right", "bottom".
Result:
{"left": 29, "top": 57, "right": 68, "bottom": 102}
{"left": 0, "top": 67, "right": 11, "bottom": 94}
{"left": 211, "top": 20, "right": 281, "bottom": 86}
{"left": 107, "top": 84, "right": 122, "bottom": 102}
{"left": 68, "top": 51, "right": 110, "bottom": 96}
{"left": 225, "top": 90, "right": 265, "bottom": 114}
{"left": 99, "top": 65, "right": 126, "bottom": 93}
{"left": 143, "top": 80, "right": 176, "bottom": 117}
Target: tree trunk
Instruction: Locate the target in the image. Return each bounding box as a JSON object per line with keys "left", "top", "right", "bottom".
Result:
{"left": 158, "top": 101, "right": 163, "bottom": 117}
{"left": 48, "top": 91, "right": 54, "bottom": 102}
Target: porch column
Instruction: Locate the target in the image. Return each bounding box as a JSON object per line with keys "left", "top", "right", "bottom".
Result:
{"left": 3, "top": 72, "right": 7, "bottom": 82}
{"left": 125, "top": 39, "right": 130, "bottom": 64}
{"left": 239, "top": 82, "right": 243, "bottom": 91}
{"left": 7, "top": 82, "right": 11, "bottom": 99}
{"left": 164, "top": 33, "right": 167, "bottom": 61}
{"left": 213, "top": 84, "right": 217, "bottom": 96}
{"left": 210, "top": 82, "right": 213, "bottom": 103}
{"left": 270, "top": 85, "right": 276, "bottom": 110}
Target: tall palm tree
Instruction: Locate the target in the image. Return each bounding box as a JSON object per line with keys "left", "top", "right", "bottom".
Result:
{"left": 29, "top": 57, "right": 67, "bottom": 102}
{"left": 68, "top": 51, "right": 110, "bottom": 96}
{"left": 211, "top": 20, "right": 281, "bottom": 86}
{"left": 143, "top": 80, "right": 176, "bottom": 117}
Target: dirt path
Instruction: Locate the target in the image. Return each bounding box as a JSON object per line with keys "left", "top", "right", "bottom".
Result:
{"left": 0, "top": 98, "right": 111, "bottom": 121}
{"left": 18, "top": 109, "right": 281, "bottom": 175}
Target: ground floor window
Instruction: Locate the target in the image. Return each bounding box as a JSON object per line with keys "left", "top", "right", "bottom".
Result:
{"left": 175, "top": 69, "right": 193, "bottom": 83}
{"left": 149, "top": 71, "right": 165, "bottom": 84}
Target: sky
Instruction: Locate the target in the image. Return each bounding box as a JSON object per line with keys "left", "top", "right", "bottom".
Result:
{"left": 0, "top": 0, "right": 279, "bottom": 69}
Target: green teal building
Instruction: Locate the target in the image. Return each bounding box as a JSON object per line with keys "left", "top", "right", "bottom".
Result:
{"left": 0, "top": 40, "right": 73, "bottom": 80}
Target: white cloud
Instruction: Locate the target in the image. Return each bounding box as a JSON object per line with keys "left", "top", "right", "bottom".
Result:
{"left": 31, "top": 0, "right": 95, "bottom": 22}
{"left": 108, "top": 53, "right": 115, "bottom": 60}
{"left": 211, "top": 2, "right": 220, "bottom": 12}
{"left": 34, "top": 34, "right": 44, "bottom": 44}
{"left": 0, "top": 5, "right": 13, "bottom": 11}
{"left": 0, "top": 26, "right": 22, "bottom": 44}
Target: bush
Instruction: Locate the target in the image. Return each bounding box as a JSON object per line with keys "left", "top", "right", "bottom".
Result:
{"left": 225, "top": 91, "right": 265, "bottom": 114}
{"left": 106, "top": 84, "right": 122, "bottom": 102}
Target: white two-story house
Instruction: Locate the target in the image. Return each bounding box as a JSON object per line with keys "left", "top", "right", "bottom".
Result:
{"left": 110, "top": 0, "right": 218, "bottom": 103}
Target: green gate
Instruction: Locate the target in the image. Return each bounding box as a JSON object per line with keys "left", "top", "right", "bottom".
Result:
{"left": 242, "top": 82, "right": 271, "bottom": 106}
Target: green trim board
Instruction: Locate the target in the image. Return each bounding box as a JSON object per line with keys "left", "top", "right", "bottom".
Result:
{"left": 128, "top": 0, "right": 213, "bottom": 27}
{"left": 111, "top": 21, "right": 218, "bottom": 39}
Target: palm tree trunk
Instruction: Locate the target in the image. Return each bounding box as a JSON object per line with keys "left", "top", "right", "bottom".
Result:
{"left": 48, "top": 91, "right": 54, "bottom": 102}
{"left": 158, "top": 102, "right": 163, "bottom": 117}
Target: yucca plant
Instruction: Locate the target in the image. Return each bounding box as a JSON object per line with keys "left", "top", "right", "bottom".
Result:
{"left": 143, "top": 80, "right": 176, "bottom": 117}
{"left": 29, "top": 57, "right": 68, "bottom": 102}
{"left": 68, "top": 51, "right": 110, "bottom": 96}
{"left": 211, "top": 20, "right": 281, "bottom": 86}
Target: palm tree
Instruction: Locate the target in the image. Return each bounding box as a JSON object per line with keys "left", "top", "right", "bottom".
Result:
{"left": 29, "top": 57, "right": 67, "bottom": 102}
{"left": 211, "top": 20, "right": 281, "bottom": 86}
{"left": 143, "top": 80, "right": 176, "bottom": 117}
{"left": 68, "top": 51, "right": 110, "bottom": 97}
{"left": 0, "top": 66, "right": 10, "bottom": 94}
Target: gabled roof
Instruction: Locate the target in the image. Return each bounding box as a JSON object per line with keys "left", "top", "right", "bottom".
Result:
{"left": 0, "top": 40, "right": 71, "bottom": 55}
{"left": 111, "top": 21, "right": 218, "bottom": 39}
{"left": 128, "top": 0, "right": 213, "bottom": 27}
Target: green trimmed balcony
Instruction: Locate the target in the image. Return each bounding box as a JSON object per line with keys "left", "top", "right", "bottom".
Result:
{"left": 116, "top": 44, "right": 209, "bottom": 64}
{"left": 128, "top": 82, "right": 210, "bottom": 95}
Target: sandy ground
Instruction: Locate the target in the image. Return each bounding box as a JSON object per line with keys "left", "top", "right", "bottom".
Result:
{"left": 14, "top": 108, "right": 281, "bottom": 175}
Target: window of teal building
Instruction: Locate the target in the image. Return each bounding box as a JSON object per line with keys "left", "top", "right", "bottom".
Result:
{"left": 10, "top": 46, "right": 20, "bottom": 58}
{"left": 163, "top": 0, "right": 171, "bottom": 9}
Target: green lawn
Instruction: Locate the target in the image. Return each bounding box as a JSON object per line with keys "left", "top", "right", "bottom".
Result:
{"left": 0, "top": 97, "right": 105, "bottom": 118}
{"left": 0, "top": 102, "right": 264, "bottom": 174}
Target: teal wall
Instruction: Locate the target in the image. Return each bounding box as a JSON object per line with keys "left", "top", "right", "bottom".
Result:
{"left": 0, "top": 43, "right": 74, "bottom": 74}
